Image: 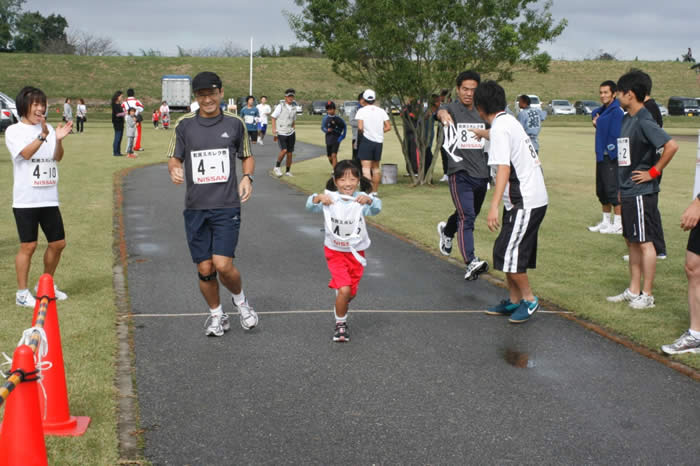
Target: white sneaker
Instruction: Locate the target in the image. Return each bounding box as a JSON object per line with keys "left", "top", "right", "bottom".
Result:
{"left": 205, "top": 313, "right": 225, "bottom": 337}
{"left": 16, "top": 289, "right": 36, "bottom": 308}
{"left": 629, "top": 292, "right": 655, "bottom": 309}
{"left": 588, "top": 221, "right": 607, "bottom": 232}
{"left": 600, "top": 222, "right": 622, "bottom": 234}
{"left": 623, "top": 253, "right": 668, "bottom": 262}
{"left": 258, "top": 140, "right": 264, "bottom": 146}
{"left": 273, "top": 167, "right": 283, "bottom": 177}
{"left": 606, "top": 288, "right": 638, "bottom": 303}
{"left": 221, "top": 313, "right": 231, "bottom": 332}
{"left": 436, "top": 221, "right": 452, "bottom": 256}
{"left": 661, "top": 331, "right": 700, "bottom": 354}
{"left": 234, "top": 298, "right": 258, "bottom": 330}
{"left": 34, "top": 283, "right": 68, "bottom": 300}
{"left": 439, "top": 174, "right": 449, "bottom": 182}
{"left": 284, "top": 172, "right": 294, "bottom": 177}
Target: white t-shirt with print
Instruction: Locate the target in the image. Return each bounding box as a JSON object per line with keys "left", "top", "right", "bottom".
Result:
{"left": 256, "top": 103, "right": 271, "bottom": 125}
{"left": 355, "top": 105, "right": 390, "bottom": 143}
{"left": 487, "top": 112, "right": 548, "bottom": 211}
{"left": 5, "top": 122, "right": 59, "bottom": 208}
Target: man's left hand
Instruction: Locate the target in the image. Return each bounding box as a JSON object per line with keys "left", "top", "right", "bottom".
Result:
{"left": 239, "top": 177, "right": 253, "bottom": 202}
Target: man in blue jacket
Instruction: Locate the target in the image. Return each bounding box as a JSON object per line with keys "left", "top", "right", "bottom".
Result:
{"left": 589, "top": 80, "right": 624, "bottom": 234}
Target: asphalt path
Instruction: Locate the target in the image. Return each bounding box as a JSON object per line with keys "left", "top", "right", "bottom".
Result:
{"left": 124, "top": 137, "right": 700, "bottom": 465}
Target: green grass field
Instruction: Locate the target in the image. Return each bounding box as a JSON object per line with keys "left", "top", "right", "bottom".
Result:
{"left": 2, "top": 53, "right": 700, "bottom": 111}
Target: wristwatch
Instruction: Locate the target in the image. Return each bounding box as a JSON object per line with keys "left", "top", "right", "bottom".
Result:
{"left": 37, "top": 134, "right": 47, "bottom": 143}
{"left": 242, "top": 174, "right": 254, "bottom": 183}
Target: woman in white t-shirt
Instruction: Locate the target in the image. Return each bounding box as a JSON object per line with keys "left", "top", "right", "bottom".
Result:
{"left": 4, "top": 86, "right": 72, "bottom": 308}
{"left": 76, "top": 98, "right": 87, "bottom": 133}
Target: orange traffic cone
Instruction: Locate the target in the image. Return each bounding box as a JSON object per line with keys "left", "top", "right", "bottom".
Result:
{"left": 31, "top": 274, "right": 90, "bottom": 436}
{"left": 0, "top": 345, "right": 48, "bottom": 466}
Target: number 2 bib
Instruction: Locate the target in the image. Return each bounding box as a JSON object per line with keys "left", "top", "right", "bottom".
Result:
{"left": 190, "top": 148, "right": 230, "bottom": 184}
{"left": 617, "top": 137, "right": 631, "bottom": 167}
{"left": 457, "top": 123, "right": 485, "bottom": 150}
{"left": 29, "top": 158, "right": 58, "bottom": 187}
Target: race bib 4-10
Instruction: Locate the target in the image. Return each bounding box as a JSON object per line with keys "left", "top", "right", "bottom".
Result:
{"left": 190, "top": 148, "right": 230, "bottom": 184}
{"left": 30, "top": 158, "right": 58, "bottom": 187}
{"left": 457, "top": 123, "right": 486, "bottom": 150}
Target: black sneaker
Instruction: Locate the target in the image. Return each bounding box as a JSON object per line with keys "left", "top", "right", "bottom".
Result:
{"left": 464, "top": 256, "right": 488, "bottom": 281}
{"left": 333, "top": 322, "right": 350, "bottom": 342}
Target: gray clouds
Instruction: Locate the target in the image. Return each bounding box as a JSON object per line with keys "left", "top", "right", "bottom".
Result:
{"left": 21, "top": 0, "right": 698, "bottom": 60}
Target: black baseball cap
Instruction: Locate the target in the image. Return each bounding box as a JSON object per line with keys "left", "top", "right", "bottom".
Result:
{"left": 192, "top": 72, "right": 222, "bottom": 92}
{"left": 325, "top": 100, "right": 336, "bottom": 109}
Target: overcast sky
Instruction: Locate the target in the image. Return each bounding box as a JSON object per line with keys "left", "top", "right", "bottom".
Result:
{"left": 20, "top": 0, "right": 698, "bottom": 61}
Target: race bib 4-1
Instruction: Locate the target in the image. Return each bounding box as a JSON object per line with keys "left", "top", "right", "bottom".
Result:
{"left": 190, "top": 148, "right": 230, "bottom": 184}
{"left": 617, "top": 137, "right": 631, "bottom": 167}
{"left": 457, "top": 123, "right": 486, "bottom": 150}
{"left": 30, "top": 158, "right": 58, "bottom": 187}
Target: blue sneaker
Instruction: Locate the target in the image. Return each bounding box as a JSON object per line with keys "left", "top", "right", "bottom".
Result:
{"left": 509, "top": 297, "right": 540, "bottom": 324}
{"left": 485, "top": 299, "right": 519, "bottom": 316}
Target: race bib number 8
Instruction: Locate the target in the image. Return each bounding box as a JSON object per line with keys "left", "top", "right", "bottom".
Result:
{"left": 617, "top": 137, "right": 631, "bottom": 167}
{"left": 190, "top": 148, "right": 230, "bottom": 184}
{"left": 30, "top": 158, "right": 58, "bottom": 187}
{"left": 457, "top": 123, "right": 485, "bottom": 150}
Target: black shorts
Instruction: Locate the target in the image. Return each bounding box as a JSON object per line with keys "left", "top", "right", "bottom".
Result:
{"left": 493, "top": 205, "right": 547, "bottom": 273}
{"left": 687, "top": 222, "right": 700, "bottom": 255}
{"left": 596, "top": 156, "right": 619, "bottom": 206}
{"left": 183, "top": 208, "right": 241, "bottom": 263}
{"left": 278, "top": 133, "right": 296, "bottom": 152}
{"left": 358, "top": 139, "right": 383, "bottom": 161}
{"left": 13, "top": 207, "right": 66, "bottom": 243}
{"left": 248, "top": 130, "right": 258, "bottom": 142}
{"left": 621, "top": 193, "right": 662, "bottom": 243}
{"left": 326, "top": 142, "right": 340, "bottom": 157}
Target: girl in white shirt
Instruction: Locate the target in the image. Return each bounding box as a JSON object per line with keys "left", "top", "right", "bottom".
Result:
{"left": 306, "top": 160, "right": 382, "bottom": 342}
{"left": 5, "top": 86, "right": 72, "bottom": 307}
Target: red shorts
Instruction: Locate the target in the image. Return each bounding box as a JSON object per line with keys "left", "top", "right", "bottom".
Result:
{"left": 324, "top": 247, "right": 365, "bottom": 296}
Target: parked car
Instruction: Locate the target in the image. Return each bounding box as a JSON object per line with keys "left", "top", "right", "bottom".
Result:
{"left": 310, "top": 100, "right": 327, "bottom": 115}
{"left": 547, "top": 99, "right": 576, "bottom": 115}
{"left": 657, "top": 104, "right": 669, "bottom": 117}
{"left": 0, "top": 91, "right": 19, "bottom": 122}
{"left": 384, "top": 97, "right": 401, "bottom": 115}
{"left": 574, "top": 100, "right": 599, "bottom": 115}
{"left": 667, "top": 96, "right": 700, "bottom": 116}
{"left": 342, "top": 100, "right": 359, "bottom": 117}
{"left": 0, "top": 99, "right": 12, "bottom": 132}
{"left": 279, "top": 99, "right": 303, "bottom": 114}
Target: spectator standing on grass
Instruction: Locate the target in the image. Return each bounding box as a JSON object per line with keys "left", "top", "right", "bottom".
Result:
{"left": 159, "top": 101, "right": 170, "bottom": 129}
{"left": 355, "top": 88, "right": 391, "bottom": 193}
{"left": 62, "top": 98, "right": 73, "bottom": 133}
{"left": 349, "top": 92, "right": 365, "bottom": 163}
{"left": 166, "top": 71, "right": 258, "bottom": 337}
{"left": 152, "top": 108, "right": 160, "bottom": 129}
{"left": 436, "top": 88, "right": 451, "bottom": 182}
{"left": 5, "top": 86, "right": 72, "bottom": 307}
{"left": 475, "top": 81, "right": 548, "bottom": 324}
{"left": 516, "top": 94, "right": 546, "bottom": 153}
{"left": 256, "top": 95, "right": 271, "bottom": 145}
{"left": 434, "top": 70, "right": 490, "bottom": 281}
{"left": 634, "top": 69, "right": 667, "bottom": 260}
{"left": 125, "top": 107, "right": 137, "bottom": 159}
{"left": 606, "top": 70, "right": 678, "bottom": 310}
{"left": 122, "top": 88, "right": 144, "bottom": 151}
{"left": 589, "top": 80, "right": 624, "bottom": 235}
{"left": 271, "top": 88, "right": 298, "bottom": 177}
{"left": 321, "top": 100, "right": 346, "bottom": 168}
{"left": 111, "top": 90, "right": 125, "bottom": 156}
{"left": 76, "top": 98, "right": 87, "bottom": 133}
{"left": 661, "top": 191, "right": 700, "bottom": 354}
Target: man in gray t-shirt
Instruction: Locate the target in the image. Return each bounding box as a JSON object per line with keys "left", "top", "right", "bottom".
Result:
{"left": 167, "top": 71, "right": 259, "bottom": 338}
{"left": 606, "top": 70, "right": 678, "bottom": 310}
{"left": 435, "top": 70, "right": 490, "bottom": 281}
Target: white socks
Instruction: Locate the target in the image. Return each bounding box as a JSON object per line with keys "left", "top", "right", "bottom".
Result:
{"left": 232, "top": 291, "right": 246, "bottom": 306}
{"left": 689, "top": 329, "right": 700, "bottom": 339}
{"left": 335, "top": 311, "right": 347, "bottom": 323}
{"left": 613, "top": 214, "right": 621, "bottom": 226}
{"left": 210, "top": 304, "right": 223, "bottom": 315}
{"left": 602, "top": 212, "right": 611, "bottom": 224}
